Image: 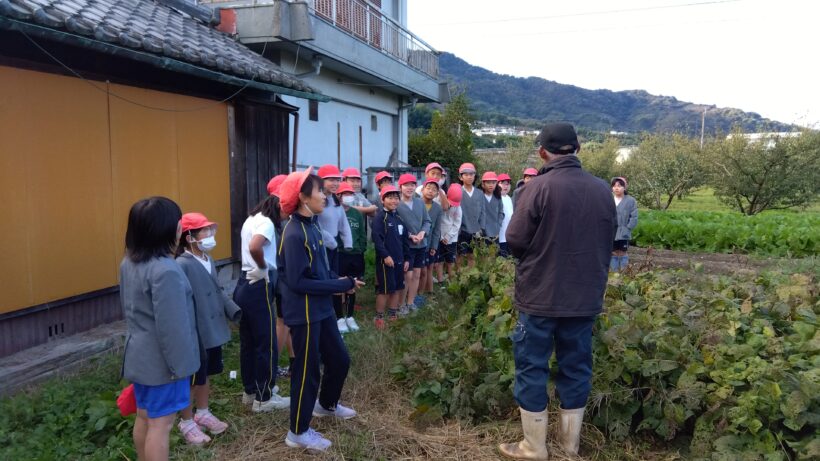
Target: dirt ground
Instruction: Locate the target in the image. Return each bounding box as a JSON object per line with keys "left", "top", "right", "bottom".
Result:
{"left": 627, "top": 246, "right": 769, "bottom": 275}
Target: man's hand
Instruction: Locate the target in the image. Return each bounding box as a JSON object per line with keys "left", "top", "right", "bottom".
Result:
{"left": 384, "top": 256, "right": 395, "bottom": 267}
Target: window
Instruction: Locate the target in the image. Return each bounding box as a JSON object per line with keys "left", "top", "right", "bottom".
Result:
{"left": 371, "top": 114, "right": 378, "bottom": 131}
{"left": 309, "top": 100, "right": 318, "bottom": 121}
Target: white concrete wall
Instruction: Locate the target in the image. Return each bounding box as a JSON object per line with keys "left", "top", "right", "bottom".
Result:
{"left": 280, "top": 52, "right": 403, "bottom": 173}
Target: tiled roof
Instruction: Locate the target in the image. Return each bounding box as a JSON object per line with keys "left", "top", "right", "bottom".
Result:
{"left": 0, "top": 0, "right": 316, "bottom": 93}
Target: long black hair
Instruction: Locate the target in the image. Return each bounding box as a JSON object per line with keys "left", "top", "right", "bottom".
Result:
{"left": 250, "top": 194, "right": 283, "bottom": 235}
{"left": 125, "top": 196, "right": 182, "bottom": 263}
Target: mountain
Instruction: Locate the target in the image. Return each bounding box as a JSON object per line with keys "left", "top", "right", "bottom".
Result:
{"left": 439, "top": 53, "right": 792, "bottom": 135}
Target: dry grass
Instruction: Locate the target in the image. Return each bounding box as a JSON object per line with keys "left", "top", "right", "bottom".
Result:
{"left": 177, "top": 291, "right": 684, "bottom": 461}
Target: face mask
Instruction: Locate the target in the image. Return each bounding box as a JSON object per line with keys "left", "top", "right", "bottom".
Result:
{"left": 196, "top": 236, "right": 216, "bottom": 252}
{"left": 342, "top": 195, "right": 355, "bottom": 206}
{"left": 438, "top": 178, "right": 445, "bottom": 187}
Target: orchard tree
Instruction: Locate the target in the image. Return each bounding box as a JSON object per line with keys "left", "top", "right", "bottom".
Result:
{"left": 708, "top": 129, "right": 820, "bottom": 215}
{"left": 408, "top": 93, "right": 475, "bottom": 181}
{"left": 578, "top": 137, "right": 620, "bottom": 182}
{"left": 621, "top": 133, "right": 707, "bottom": 210}
{"left": 475, "top": 136, "right": 537, "bottom": 185}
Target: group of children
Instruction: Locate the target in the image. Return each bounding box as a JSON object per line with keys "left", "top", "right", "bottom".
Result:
{"left": 118, "top": 162, "right": 542, "bottom": 458}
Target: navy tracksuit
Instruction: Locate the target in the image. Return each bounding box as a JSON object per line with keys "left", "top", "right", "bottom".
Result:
{"left": 278, "top": 213, "right": 356, "bottom": 434}
{"left": 233, "top": 270, "right": 278, "bottom": 402}
{"left": 372, "top": 207, "right": 410, "bottom": 294}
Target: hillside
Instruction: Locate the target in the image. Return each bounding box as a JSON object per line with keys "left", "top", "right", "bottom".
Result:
{"left": 439, "top": 53, "right": 792, "bottom": 135}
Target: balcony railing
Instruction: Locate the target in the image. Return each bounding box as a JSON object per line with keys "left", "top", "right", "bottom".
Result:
{"left": 198, "top": 0, "right": 439, "bottom": 79}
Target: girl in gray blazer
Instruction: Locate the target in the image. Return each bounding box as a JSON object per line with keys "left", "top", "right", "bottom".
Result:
{"left": 120, "top": 197, "right": 199, "bottom": 461}
{"left": 175, "top": 212, "right": 242, "bottom": 445}
{"left": 480, "top": 172, "right": 505, "bottom": 242}
{"left": 611, "top": 177, "right": 639, "bottom": 271}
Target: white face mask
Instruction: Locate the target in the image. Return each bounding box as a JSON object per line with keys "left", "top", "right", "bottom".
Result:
{"left": 196, "top": 236, "right": 216, "bottom": 252}
{"left": 341, "top": 195, "right": 355, "bottom": 206}
{"left": 438, "top": 178, "right": 445, "bottom": 187}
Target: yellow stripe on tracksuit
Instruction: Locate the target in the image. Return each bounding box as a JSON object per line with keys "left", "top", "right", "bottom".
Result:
{"left": 381, "top": 213, "right": 389, "bottom": 294}
{"left": 289, "top": 221, "right": 313, "bottom": 433}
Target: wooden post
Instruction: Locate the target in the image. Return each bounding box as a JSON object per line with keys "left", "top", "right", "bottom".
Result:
{"left": 359, "top": 125, "right": 363, "bottom": 173}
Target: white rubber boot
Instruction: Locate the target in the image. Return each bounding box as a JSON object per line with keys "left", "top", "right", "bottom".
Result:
{"left": 498, "top": 408, "right": 549, "bottom": 460}
{"left": 558, "top": 407, "right": 585, "bottom": 456}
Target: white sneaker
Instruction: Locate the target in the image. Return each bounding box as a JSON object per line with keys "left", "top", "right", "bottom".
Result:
{"left": 242, "top": 385, "right": 279, "bottom": 405}
{"left": 285, "top": 428, "right": 332, "bottom": 451}
{"left": 337, "top": 317, "right": 350, "bottom": 334}
{"left": 398, "top": 305, "right": 411, "bottom": 317}
{"left": 432, "top": 276, "right": 439, "bottom": 283}
{"left": 252, "top": 393, "right": 290, "bottom": 412}
{"left": 345, "top": 317, "right": 360, "bottom": 332}
{"left": 313, "top": 400, "right": 357, "bottom": 419}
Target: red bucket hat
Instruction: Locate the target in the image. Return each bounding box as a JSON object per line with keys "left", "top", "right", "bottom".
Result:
{"left": 336, "top": 182, "right": 355, "bottom": 195}
{"left": 446, "top": 184, "right": 463, "bottom": 207}
{"left": 374, "top": 171, "right": 393, "bottom": 183}
{"left": 459, "top": 163, "right": 476, "bottom": 174}
{"left": 398, "top": 173, "right": 418, "bottom": 186}
{"left": 267, "top": 174, "right": 287, "bottom": 197}
{"left": 180, "top": 212, "right": 216, "bottom": 233}
{"left": 341, "top": 167, "right": 361, "bottom": 179}
{"left": 422, "top": 178, "right": 440, "bottom": 189}
{"left": 380, "top": 185, "right": 400, "bottom": 200}
{"left": 317, "top": 164, "right": 342, "bottom": 179}
{"left": 523, "top": 167, "right": 538, "bottom": 176}
{"left": 481, "top": 171, "right": 498, "bottom": 182}
{"left": 425, "top": 162, "right": 444, "bottom": 174}
{"left": 279, "top": 167, "right": 314, "bottom": 216}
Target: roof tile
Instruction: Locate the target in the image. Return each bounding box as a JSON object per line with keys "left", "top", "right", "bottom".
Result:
{"left": 1, "top": 0, "right": 315, "bottom": 93}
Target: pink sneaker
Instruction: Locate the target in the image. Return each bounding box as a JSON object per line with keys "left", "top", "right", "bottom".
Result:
{"left": 179, "top": 419, "right": 211, "bottom": 445}
{"left": 194, "top": 411, "right": 229, "bottom": 435}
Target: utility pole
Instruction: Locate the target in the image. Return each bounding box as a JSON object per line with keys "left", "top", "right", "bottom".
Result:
{"left": 700, "top": 108, "right": 706, "bottom": 149}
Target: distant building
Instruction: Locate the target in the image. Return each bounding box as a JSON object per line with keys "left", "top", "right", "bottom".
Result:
{"left": 727, "top": 132, "right": 802, "bottom": 149}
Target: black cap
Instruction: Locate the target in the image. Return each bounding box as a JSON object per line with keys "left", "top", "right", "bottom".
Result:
{"left": 537, "top": 122, "right": 579, "bottom": 154}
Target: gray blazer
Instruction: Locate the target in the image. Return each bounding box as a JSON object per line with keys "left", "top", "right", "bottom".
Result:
{"left": 177, "top": 253, "right": 242, "bottom": 350}
{"left": 615, "top": 195, "right": 639, "bottom": 241}
{"left": 425, "top": 201, "right": 443, "bottom": 251}
{"left": 396, "top": 197, "right": 432, "bottom": 249}
{"left": 120, "top": 256, "right": 200, "bottom": 386}
{"left": 482, "top": 194, "right": 505, "bottom": 239}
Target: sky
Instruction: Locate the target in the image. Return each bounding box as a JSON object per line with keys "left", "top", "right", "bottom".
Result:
{"left": 407, "top": 0, "right": 820, "bottom": 128}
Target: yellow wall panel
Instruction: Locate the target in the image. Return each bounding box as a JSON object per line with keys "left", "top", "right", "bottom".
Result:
{"left": 0, "top": 66, "right": 114, "bottom": 313}
{"left": 0, "top": 67, "right": 34, "bottom": 311}
{"left": 175, "top": 97, "right": 232, "bottom": 260}
{"left": 108, "top": 84, "right": 180, "bottom": 268}
{"left": 1, "top": 69, "right": 233, "bottom": 315}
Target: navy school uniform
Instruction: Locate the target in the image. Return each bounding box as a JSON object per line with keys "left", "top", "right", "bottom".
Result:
{"left": 372, "top": 207, "right": 411, "bottom": 294}
{"left": 278, "top": 213, "right": 356, "bottom": 435}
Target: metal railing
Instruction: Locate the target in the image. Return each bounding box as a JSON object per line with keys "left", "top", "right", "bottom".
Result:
{"left": 198, "top": 0, "right": 439, "bottom": 79}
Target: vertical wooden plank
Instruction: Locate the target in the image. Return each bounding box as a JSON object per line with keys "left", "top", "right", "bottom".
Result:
{"left": 228, "top": 103, "right": 245, "bottom": 260}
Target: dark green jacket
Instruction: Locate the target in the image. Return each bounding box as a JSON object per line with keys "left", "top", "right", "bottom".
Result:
{"left": 340, "top": 206, "right": 367, "bottom": 254}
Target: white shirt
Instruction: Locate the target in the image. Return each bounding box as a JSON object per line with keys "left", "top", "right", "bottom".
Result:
{"left": 185, "top": 250, "right": 212, "bottom": 274}
{"left": 614, "top": 196, "right": 623, "bottom": 206}
{"left": 499, "top": 195, "right": 514, "bottom": 243}
{"left": 240, "top": 213, "right": 277, "bottom": 271}
{"left": 439, "top": 205, "right": 462, "bottom": 244}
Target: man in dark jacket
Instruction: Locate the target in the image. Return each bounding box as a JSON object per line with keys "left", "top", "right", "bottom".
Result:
{"left": 499, "top": 123, "right": 616, "bottom": 460}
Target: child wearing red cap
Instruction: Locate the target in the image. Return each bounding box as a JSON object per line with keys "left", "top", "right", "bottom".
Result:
{"left": 512, "top": 167, "right": 539, "bottom": 209}
{"left": 234, "top": 195, "right": 290, "bottom": 413}
{"left": 342, "top": 167, "right": 377, "bottom": 216}
{"left": 439, "top": 184, "right": 463, "bottom": 281}
{"left": 175, "top": 213, "right": 241, "bottom": 445}
{"left": 277, "top": 169, "right": 365, "bottom": 451}
{"left": 414, "top": 163, "right": 450, "bottom": 211}
{"left": 497, "top": 174, "right": 515, "bottom": 257}
{"left": 480, "top": 172, "right": 505, "bottom": 246}
{"left": 419, "top": 179, "right": 443, "bottom": 296}
{"left": 372, "top": 185, "right": 410, "bottom": 326}
{"left": 336, "top": 182, "right": 365, "bottom": 333}
{"left": 396, "top": 173, "right": 432, "bottom": 312}
{"left": 457, "top": 163, "right": 485, "bottom": 268}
